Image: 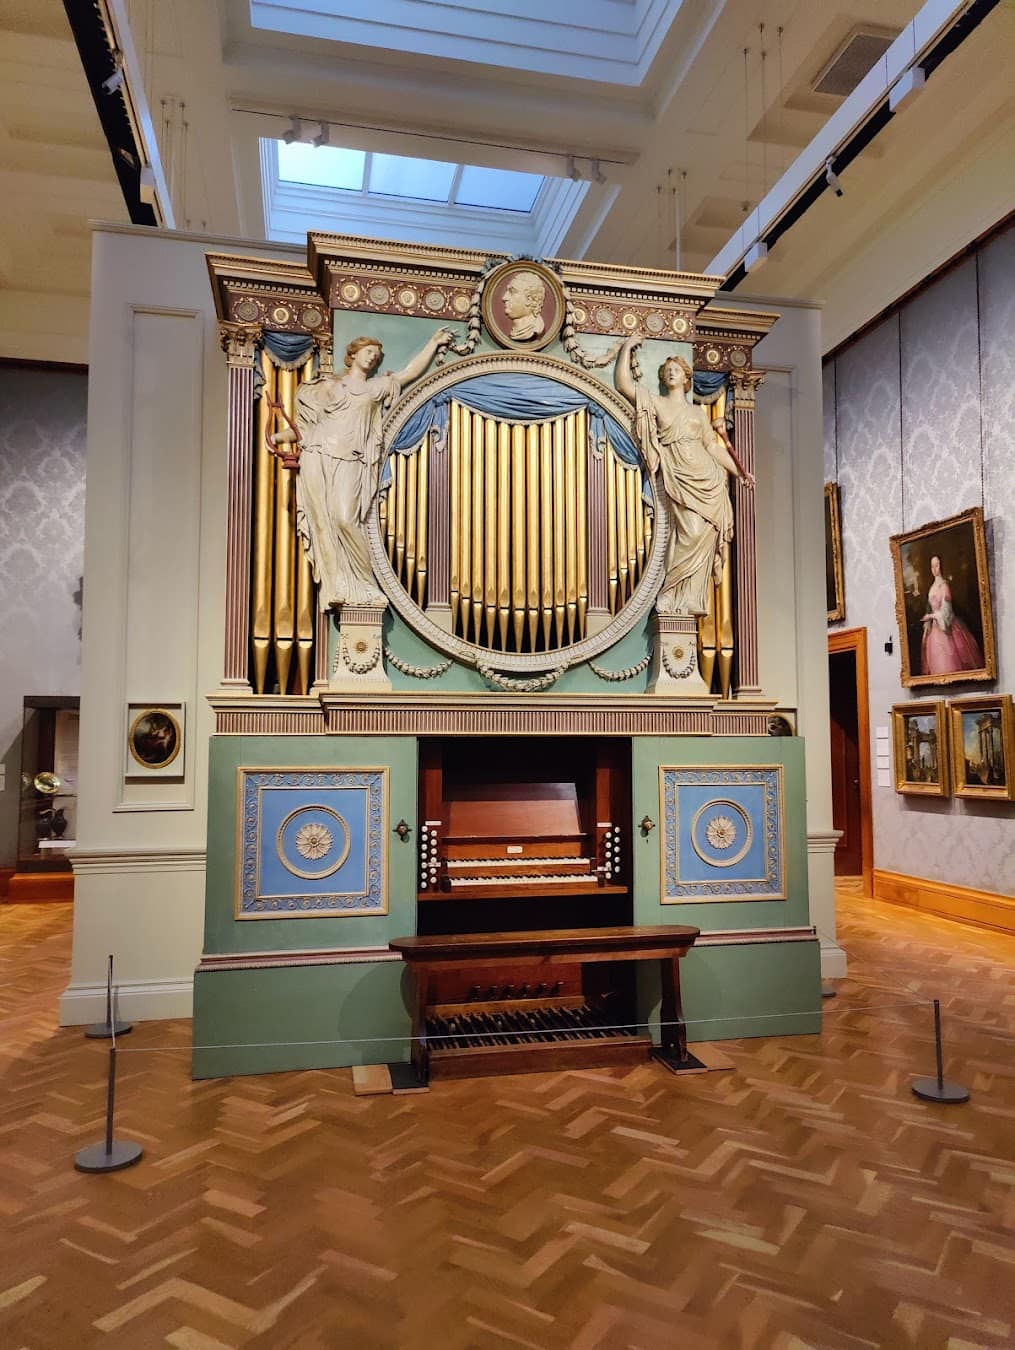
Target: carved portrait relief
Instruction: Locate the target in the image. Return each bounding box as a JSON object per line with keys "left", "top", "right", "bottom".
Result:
{"left": 481, "top": 260, "right": 564, "bottom": 352}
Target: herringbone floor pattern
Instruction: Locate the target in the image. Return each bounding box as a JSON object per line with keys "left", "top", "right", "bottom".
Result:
{"left": 1, "top": 888, "right": 1013, "bottom": 1349}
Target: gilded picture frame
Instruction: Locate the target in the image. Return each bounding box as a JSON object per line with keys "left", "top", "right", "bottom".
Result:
{"left": 889, "top": 506, "right": 996, "bottom": 688}
{"left": 125, "top": 703, "right": 184, "bottom": 779}
{"left": 824, "top": 482, "right": 845, "bottom": 623}
{"left": 949, "top": 695, "right": 1015, "bottom": 802}
{"left": 891, "top": 700, "right": 949, "bottom": 797}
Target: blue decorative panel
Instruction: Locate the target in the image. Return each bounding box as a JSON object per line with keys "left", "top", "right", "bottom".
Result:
{"left": 659, "top": 766, "right": 786, "bottom": 902}
{"left": 236, "top": 768, "right": 388, "bottom": 917}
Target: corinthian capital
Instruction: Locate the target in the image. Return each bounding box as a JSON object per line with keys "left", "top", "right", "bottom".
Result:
{"left": 219, "top": 322, "right": 261, "bottom": 368}
{"left": 729, "top": 369, "right": 766, "bottom": 408}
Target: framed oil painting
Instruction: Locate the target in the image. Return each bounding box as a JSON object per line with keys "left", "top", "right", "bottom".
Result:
{"left": 825, "top": 482, "right": 845, "bottom": 622}
{"left": 125, "top": 703, "right": 184, "bottom": 779}
{"left": 889, "top": 507, "right": 995, "bottom": 688}
{"left": 949, "top": 695, "right": 1015, "bottom": 801}
{"left": 891, "top": 701, "right": 949, "bottom": 796}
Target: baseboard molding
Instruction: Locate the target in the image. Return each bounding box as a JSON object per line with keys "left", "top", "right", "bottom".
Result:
{"left": 873, "top": 868, "right": 1015, "bottom": 936}
{"left": 59, "top": 977, "right": 194, "bottom": 1025}
{"left": 7, "top": 871, "right": 74, "bottom": 902}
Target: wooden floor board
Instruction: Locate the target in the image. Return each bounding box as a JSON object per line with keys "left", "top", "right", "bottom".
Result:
{"left": 1, "top": 891, "right": 1013, "bottom": 1348}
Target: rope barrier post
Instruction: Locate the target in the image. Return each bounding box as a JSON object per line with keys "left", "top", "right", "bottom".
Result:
{"left": 74, "top": 1028, "right": 144, "bottom": 1173}
{"left": 85, "top": 954, "right": 133, "bottom": 1039}
{"left": 912, "top": 998, "right": 970, "bottom": 1104}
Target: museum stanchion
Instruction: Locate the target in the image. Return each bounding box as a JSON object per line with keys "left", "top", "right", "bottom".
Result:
{"left": 85, "top": 953, "right": 133, "bottom": 1039}
{"left": 72, "top": 994, "right": 985, "bottom": 1171}
{"left": 73, "top": 1018, "right": 144, "bottom": 1174}
{"left": 911, "top": 998, "right": 970, "bottom": 1104}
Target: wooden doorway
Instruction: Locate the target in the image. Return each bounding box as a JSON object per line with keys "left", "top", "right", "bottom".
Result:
{"left": 828, "top": 628, "right": 873, "bottom": 893}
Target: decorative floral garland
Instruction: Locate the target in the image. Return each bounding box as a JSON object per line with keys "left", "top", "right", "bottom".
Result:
{"left": 589, "top": 653, "right": 651, "bottom": 682}
{"left": 476, "top": 661, "right": 566, "bottom": 692}
{"left": 338, "top": 638, "right": 381, "bottom": 676}
{"left": 383, "top": 647, "right": 452, "bottom": 680}
{"left": 660, "top": 639, "right": 697, "bottom": 681}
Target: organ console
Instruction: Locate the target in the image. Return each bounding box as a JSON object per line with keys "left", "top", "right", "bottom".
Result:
{"left": 392, "top": 736, "right": 698, "bottom": 1081}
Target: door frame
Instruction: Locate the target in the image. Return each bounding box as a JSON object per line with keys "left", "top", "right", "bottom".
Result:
{"left": 827, "top": 627, "right": 874, "bottom": 894}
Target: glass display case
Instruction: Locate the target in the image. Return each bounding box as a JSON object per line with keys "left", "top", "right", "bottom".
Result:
{"left": 17, "top": 696, "right": 80, "bottom": 873}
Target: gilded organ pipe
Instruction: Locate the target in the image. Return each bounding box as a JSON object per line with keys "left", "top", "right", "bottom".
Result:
{"left": 484, "top": 417, "right": 498, "bottom": 646}
{"left": 511, "top": 424, "right": 525, "bottom": 650}
{"left": 251, "top": 350, "right": 275, "bottom": 693}
{"left": 564, "top": 416, "right": 578, "bottom": 643}
{"left": 294, "top": 356, "right": 316, "bottom": 693}
{"left": 272, "top": 366, "right": 297, "bottom": 694}
{"left": 615, "top": 456, "right": 629, "bottom": 605}
{"left": 525, "top": 425, "right": 540, "bottom": 647}
{"left": 552, "top": 417, "right": 566, "bottom": 647}
{"left": 471, "top": 412, "right": 485, "bottom": 643}
{"left": 415, "top": 438, "right": 428, "bottom": 608}
{"left": 539, "top": 423, "right": 553, "bottom": 647}
{"left": 449, "top": 403, "right": 461, "bottom": 630}
{"left": 404, "top": 450, "right": 418, "bottom": 600}
{"left": 576, "top": 409, "right": 588, "bottom": 635}
{"left": 497, "top": 423, "right": 510, "bottom": 650}
{"left": 606, "top": 447, "right": 618, "bottom": 614}
{"left": 459, "top": 408, "right": 472, "bottom": 643}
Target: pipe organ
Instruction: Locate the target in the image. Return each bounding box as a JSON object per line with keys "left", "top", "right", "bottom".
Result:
{"left": 380, "top": 406, "right": 653, "bottom": 655}
{"left": 196, "top": 239, "right": 819, "bottom": 1092}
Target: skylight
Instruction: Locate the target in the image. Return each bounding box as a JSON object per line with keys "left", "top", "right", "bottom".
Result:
{"left": 276, "top": 142, "right": 546, "bottom": 214}
{"left": 263, "top": 137, "right": 599, "bottom": 255}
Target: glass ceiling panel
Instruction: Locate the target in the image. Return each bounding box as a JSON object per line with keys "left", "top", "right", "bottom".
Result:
{"left": 455, "top": 165, "right": 543, "bottom": 212}
{"left": 277, "top": 142, "right": 366, "bottom": 190}
{"left": 368, "top": 154, "right": 457, "bottom": 202}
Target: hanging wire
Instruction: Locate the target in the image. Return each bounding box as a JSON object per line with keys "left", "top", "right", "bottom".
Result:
{"left": 777, "top": 26, "right": 786, "bottom": 174}
{"left": 759, "top": 23, "right": 767, "bottom": 196}
{"left": 742, "top": 46, "right": 751, "bottom": 214}
{"left": 180, "top": 102, "right": 189, "bottom": 228}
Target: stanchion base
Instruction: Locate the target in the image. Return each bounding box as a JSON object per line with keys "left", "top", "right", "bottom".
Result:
{"left": 74, "top": 1140, "right": 144, "bottom": 1173}
{"left": 85, "top": 1021, "right": 133, "bottom": 1039}
{"left": 912, "top": 1077, "right": 970, "bottom": 1104}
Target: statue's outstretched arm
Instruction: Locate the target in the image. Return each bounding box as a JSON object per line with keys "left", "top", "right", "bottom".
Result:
{"left": 614, "top": 334, "right": 640, "bottom": 405}
{"left": 394, "top": 327, "right": 458, "bottom": 387}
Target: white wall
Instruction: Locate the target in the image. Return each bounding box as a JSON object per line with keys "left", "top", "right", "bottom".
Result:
{"left": 747, "top": 299, "right": 844, "bottom": 977}
{"left": 61, "top": 224, "right": 303, "bottom": 1023}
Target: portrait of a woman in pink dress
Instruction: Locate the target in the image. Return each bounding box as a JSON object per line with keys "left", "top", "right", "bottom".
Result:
{"left": 920, "top": 554, "right": 984, "bottom": 676}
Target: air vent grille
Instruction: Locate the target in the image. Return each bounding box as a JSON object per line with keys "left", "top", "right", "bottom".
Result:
{"left": 813, "top": 30, "right": 898, "bottom": 98}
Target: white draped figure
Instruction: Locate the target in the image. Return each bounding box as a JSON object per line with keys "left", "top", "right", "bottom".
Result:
{"left": 276, "top": 331, "right": 453, "bottom": 609}
{"left": 615, "top": 336, "right": 753, "bottom": 617}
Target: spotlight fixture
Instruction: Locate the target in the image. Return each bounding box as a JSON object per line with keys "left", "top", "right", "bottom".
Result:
{"left": 889, "top": 65, "right": 925, "bottom": 112}
{"left": 139, "top": 165, "right": 156, "bottom": 206}
{"left": 102, "top": 50, "right": 124, "bottom": 95}
{"left": 565, "top": 154, "right": 579, "bottom": 182}
{"left": 824, "top": 157, "right": 843, "bottom": 198}
{"left": 745, "top": 240, "right": 769, "bottom": 273}
{"left": 281, "top": 117, "right": 302, "bottom": 145}
{"left": 884, "top": 635, "right": 894, "bottom": 655}
{"left": 591, "top": 158, "right": 606, "bottom": 185}
{"left": 311, "top": 121, "right": 329, "bottom": 149}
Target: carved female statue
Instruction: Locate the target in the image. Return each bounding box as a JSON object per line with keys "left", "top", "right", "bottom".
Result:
{"left": 615, "top": 336, "right": 753, "bottom": 616}
{"left": 275, "top": 330, "right": 453, "bottom": 609}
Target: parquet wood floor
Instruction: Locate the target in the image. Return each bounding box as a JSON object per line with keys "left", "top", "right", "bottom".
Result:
{"left": 1, "top": 888, "right": 1013, "bottom": 1350}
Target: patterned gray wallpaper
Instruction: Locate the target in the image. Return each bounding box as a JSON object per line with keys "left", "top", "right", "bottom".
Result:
{"left": 824, "top": 224, "right": 1015, "bottom": 894}
{"left": 0, "top": 366, "right": 86, "bottom": 870}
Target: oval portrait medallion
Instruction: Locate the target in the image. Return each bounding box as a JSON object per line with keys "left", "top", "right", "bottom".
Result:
{"left": 481, "top": 261, "right": 565, "bottom": 353}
